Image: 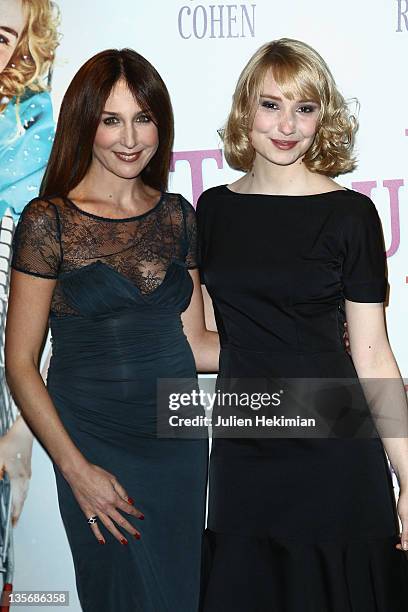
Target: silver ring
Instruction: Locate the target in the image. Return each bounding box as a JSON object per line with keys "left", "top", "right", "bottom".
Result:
{"left": 87, "top": 515, "right": 97, "bottom": 525}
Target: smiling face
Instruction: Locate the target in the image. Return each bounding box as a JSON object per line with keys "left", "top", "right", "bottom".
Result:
{"left": 0, "top": 0, "right": 26, "bottom": 74}
{"left": 249, "top": 70, "right": 320, "bottom": 169}
{"left": 92, "top": 78, "right": 159, "bottom": 180}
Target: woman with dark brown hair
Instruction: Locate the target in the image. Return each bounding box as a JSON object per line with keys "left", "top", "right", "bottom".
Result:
{"left": 5, "top": 48, "right": 218, "bottom": 611}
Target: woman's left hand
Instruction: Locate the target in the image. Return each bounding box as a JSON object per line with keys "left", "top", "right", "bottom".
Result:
{"left": 395, "top": 487, "right": 408, "bottom": 551}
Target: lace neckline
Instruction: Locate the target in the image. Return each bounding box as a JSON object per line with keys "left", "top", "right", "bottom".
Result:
{"left": 63, "top": 192, "right": 165, "bottom": 222}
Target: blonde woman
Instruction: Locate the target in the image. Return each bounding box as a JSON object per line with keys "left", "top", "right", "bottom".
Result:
{"left": 0, "top": 0, "right": 58, "bottom": 216}
{"left": 0, "top": 0, "right": 59, "bottom": 526}
{"left": 197, "top": 38, "right": 408, "bottom": 611}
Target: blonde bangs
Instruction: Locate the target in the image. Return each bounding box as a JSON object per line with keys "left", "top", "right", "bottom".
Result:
{"left": 272, "top": 61, "right": 322, "bottom": 105}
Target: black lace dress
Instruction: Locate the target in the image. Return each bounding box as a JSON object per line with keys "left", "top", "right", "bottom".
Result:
{"left": 11, "top": 193, "right": 208, "bottom": 612}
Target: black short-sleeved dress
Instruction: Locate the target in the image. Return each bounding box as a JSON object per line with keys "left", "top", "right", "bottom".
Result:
{"left": 11, "top": 193, "right": 208, "bottom": 612}
{"left": 197, "top": 185, "right": 408, "bottom": 612}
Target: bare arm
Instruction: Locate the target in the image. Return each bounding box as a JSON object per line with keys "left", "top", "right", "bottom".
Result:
{"left": 181, "top": 269, "right": 219, "bottom": 372}
{"left": 5, "top": 271, "right": 87, "bottom": 478}
{"left": 5, "top": 270, "right": 143, "bottom": 544}
{"left": 345, "top": 299, "right": 408, "bottom": 550}
{"left": 345, "top": 300, "right": 408, "bottom": 482}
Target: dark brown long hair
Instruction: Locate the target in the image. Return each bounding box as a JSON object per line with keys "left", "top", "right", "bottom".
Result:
{"left": 40, "top": 48, "right": 174, "bottom": 196}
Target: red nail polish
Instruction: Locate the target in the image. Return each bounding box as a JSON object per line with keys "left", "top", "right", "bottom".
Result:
{"left": 98, "top": 539, "right": 105, "bottom": 545}
{"left": 133, "top": 532, "right": 141, "bottom": 540}
{"left": 127, "top": 497, "right": 134, "bottom": 505}
{"left": 139, "top": 513, "right": 145, "bottom": 520}
{"left": 120, "top": 537, "right": 128, "bottom": 545}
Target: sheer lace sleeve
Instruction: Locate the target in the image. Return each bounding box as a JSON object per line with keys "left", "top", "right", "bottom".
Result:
{"left": 11, "top": 198, "right": 62, "bottom": 279}
{"left": 180, "top": 196, "right": 198, "bottom": 269}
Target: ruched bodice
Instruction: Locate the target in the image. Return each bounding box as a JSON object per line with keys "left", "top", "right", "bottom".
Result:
{"left": 47, "top": 260, "right": 198, "bottom": 439}
{"left": 55, "top": 258, "right": 194, "bottom": 318}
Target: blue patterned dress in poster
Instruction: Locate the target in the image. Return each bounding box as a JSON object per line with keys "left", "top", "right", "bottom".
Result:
{"left": 0, "top": 90, "right": 54, "bottom": 219}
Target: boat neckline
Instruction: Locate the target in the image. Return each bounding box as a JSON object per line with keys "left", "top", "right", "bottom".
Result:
{"left": 223, "top": 184, "right": 350, "bottom": 198}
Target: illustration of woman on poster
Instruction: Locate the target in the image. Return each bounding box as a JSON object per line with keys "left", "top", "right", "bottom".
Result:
{"left": 0, "top": 0, "right": 59, "bottom": 578}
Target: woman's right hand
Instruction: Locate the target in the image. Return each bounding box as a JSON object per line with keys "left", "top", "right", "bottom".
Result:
{"left": 65, "top": 462, "right": 144, "bottom": 545}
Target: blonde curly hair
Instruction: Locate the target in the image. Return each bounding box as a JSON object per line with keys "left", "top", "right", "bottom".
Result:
{"left": 223, "top": 38, "right": 358, "bottom": 177}
{"left": 0, "top": 0, "right": 59, "bottom": 112}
